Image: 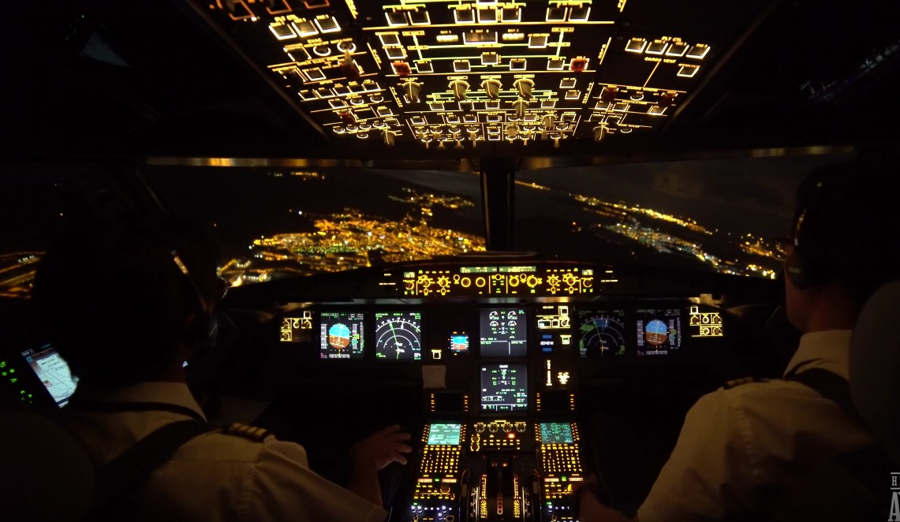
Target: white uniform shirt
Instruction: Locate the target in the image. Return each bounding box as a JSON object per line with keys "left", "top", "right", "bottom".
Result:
{"left": 65, "top": 382, "right": 387, "bottom": 522}
{"left": 638, "top": 330, "right": 874, "bottom": 521}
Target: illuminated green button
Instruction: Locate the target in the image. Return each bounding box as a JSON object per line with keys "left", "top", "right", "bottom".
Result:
{"left": 1, "top": 372, "right": 6, "bottom": 377}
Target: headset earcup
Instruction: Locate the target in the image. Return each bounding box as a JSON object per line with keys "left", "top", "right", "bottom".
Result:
{"left": 785, "top": 252, "right": 811, "bottom": 289}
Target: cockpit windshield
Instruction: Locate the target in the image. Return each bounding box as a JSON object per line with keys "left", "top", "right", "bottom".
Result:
{"left": 1, "top": 149, "right": 850, "bottom": 295}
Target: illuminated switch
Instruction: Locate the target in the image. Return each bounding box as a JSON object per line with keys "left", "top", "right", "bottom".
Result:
{"left": 481, "top": 52, "right": 500, "bottom": 66}
{"left": 269, "top": 23, "right": 297, "bottom": 41}
{"left": 547, "top": 58, "right": 565, "bottom": 70}
{"left": 529, "top": 34, "right": 549, "bottom": 49}
{"left": 666, "top": 42, "right": 688, "bottom": 57}
{"left": 328, "top": 98, "right": 347, "bottom": 109}
{"left": 478, "top": 8, "right": 497, "bottom": 23}
{"left": 291, "top": 20, "right": 318, "bottom": 38}
{"left": 569, "top": 5, "right": 591, "bottom": 21}
{"left": 429, "top": 101, "right": 445, "bottom": 111}
{"left": 454, "top": 8, "right": 475, "bottom": 24}
{"left": 546, "top": 6, "right": 566, "bottom": 21}
{"left": 564, "top": 90, "right": 580, "bottom": 100}
{"left": 502, "top": 32, "right": 525, "bottom": 42}
{"left": 612, "top": 102, "right": 629, "bottom": 112}
{"left": 385, "top": 10, "right": 407, "bottom": 26}
{"left": 368, "top": 93, "right": 384, "bottom": 104}
{"left": 378, "top": 33, "right": 401, "bottom": 47}
{"left": 314, "top": 15, "right": 340, "bottom": 34}
{"left": 392, "top": 61, "right": 412, "bottom": 77}
{"left": 376, "top": 106, "right": 393, "bottom": 117}
{"left": 431, "top": 349, "right": 442, "bottom": 360}
{"left": 312, "top": 44, "right": 331, "bottom": 57}
{"left": 416, "top": 60, "right": 433, "bottom": 73}
{"left": 645, "top": 40, "right": 669, "bottom": 55}
{"left": 409, "top": 7, "right": 430, "bottom": 25}
{"left": 559, "top": 77, "right": 577, "bottom": 89}
{"left": 509, "top": 58, "right": 527, "bottom": 71}
{"left": 658, "top": 91, "right": 677, "bottom": 107}
{"left": 298, "top": 90, "right": 315, "bottom": 101}
{"left": 385, "top": 46, "right": 406, "bottom": 60}
{"left": 686, "top": 43, "right": 711, "bottom": 59}
{"left": 647, "top": 105, "right": 666, "bottom": 115}
{"left": 570, "top": 57, "right": 588, "bottom": 72}
{"left": 501, "top": 7, "right": 521, "bottom": 22}
{"left": 463, "top": 113, "right": 478, "bottom": 123}
{"left": 453, "top": 60, "right": 471, "bottom": 72}
{"left": 305, "top": 68, "right": 326, "bottom": 81}
{"left": 677, "top": 64, "right": 700, "bottom": 77}
{"left": 464, "top": 31, "right": 497, "bottom": 45}
{"left": 625, "top": 37, "right": 647, "bottom": 53}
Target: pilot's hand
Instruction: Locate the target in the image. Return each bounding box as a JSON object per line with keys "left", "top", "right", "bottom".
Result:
{"left": 350, "top": 425, "right": 413, "bottom": 471}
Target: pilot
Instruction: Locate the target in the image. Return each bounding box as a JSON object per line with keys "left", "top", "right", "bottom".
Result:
{"left": 579, "top": 156, "right": 900, "bottom": 521}
{"left": 33, "top": 212, "right": 411, "bottom": 521}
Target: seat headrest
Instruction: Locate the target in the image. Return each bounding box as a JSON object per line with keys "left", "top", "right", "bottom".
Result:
{"left": 850, "top": 280, "right": 900, "bottom": 464}
{"left": 0, "top": 410, "right": 95, "bottom": 521}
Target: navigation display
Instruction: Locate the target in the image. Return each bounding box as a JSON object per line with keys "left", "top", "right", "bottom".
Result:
{"left": 427, "top": 423, "right": 461, "bottom": 446}
{"left": 319, "top": 312, "right": 365, "bottom": 359}
{"left": 635, "top": 308, "right": 682, "bottom": 356}
{"left": 480, "top": 363, "right": 528, "bottom": 413}
{"left": 577, "top": 309, "right": 627, "bottom": 358}
{"left": 479, "top": 309, "right": 527, "bottom": 357}
{"left": 21, "top": 344, "right": 78, "bottom": 407}
{"left": 539, "top": 423, "right": 574, "bottom": 444}
{"left": 374, "top": 312, "right": 422, "bottom": 360}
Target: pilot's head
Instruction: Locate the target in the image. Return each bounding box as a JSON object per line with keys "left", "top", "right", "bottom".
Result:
{"left": 783, "top": 154, "right": 900, "bottom": 332}
{"left": 33, "top": 213, "right": 222, "bottom": 389}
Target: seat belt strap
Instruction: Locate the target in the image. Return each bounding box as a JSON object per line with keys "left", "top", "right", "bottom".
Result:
{"left": 90, "top": 420, "right": 214, "bottom": 510}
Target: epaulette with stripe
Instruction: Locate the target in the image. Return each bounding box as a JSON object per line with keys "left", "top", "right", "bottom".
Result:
{"left": 223, "top": 422, "right": 272, "bottom": 442}
{"left": 722, "top": 376, "right": 769, "bottom": 389}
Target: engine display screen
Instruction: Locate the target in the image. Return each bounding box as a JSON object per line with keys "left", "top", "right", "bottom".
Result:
{"left": 449, "top": 332, "right": 469, "bottom": 354}
{"left": 577, "top": 308, "right": 627, "bottom": 358}
{"left": 635, "top": 308, "right": 682, "bottom": 356}
{"left": 539, "top": 422, "right": 574, "bottom": 444}
{"left": 480, "top": 363, "right": 528, "bottom": 413}
{"left": 21, "top": 344, "right": 78, "bottom": 407}
{"left": 319, "top": 312, "right": 365, "bottom": 359}
{"left": 427, "top": 423, "right": 461, "bottom": 445}
{"left": 479, "top": 309, "right": 527, "bottom": 357}
{"left": 374, "top": 311, "right": 422, "bottom": 360}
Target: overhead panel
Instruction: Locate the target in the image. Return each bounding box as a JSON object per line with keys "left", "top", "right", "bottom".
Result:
{"left": 202, "top": 1, "right": 718, "bottom": 148}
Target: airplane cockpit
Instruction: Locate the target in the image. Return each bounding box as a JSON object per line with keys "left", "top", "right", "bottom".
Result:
{"left": 2, "top": 1, "right": 899, "bottom": 521}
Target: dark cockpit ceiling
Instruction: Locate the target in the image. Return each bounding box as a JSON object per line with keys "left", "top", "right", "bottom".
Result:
{"left": 5, "top": 0, "right": 899, "bottom": 160}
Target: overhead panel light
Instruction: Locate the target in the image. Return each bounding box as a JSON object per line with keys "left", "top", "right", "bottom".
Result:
{"left": 269, "top": 23, "right": 297, "bottom": 40}
{"left": 501, "top": 7, "right": 522, "bottom": 22}
{"left": 378, "top": 33, "right": 400, "bottom": 46}
{"left": 436, "top": 33, "right": 459, "bottom": 43}
{"left": 529, "top": 34, "right": 549, "bottom": 49}
{"left": 645, "top": 40, "right": 668, "bottom": 55}
{"left": 385, "top": 10, "right": 407, "bottom": 26}
{"left": 666, "top": 43, "right": 688, "bottom": 57}
{"left": 625, "top": 38, "right": 647, "bottom": 53}
{"left": 409, "top": 8, "right": 430, "bottom": 25}
{"left": 686, "top": 44, "right": 710, "bottom": 59}
{"left": 502, "top": 32, "right": 525, "bottom": 42}
{"left": 453, "top": 59, "right": 471, "bottom": 72}
{"left": 478, "top": 8, "right": 497, "bottom": 23}
{"left": 677, "top": 64, "right": 700, "bottom": 77}
{"left": 569, "top": 5, "right": 591, "bottom": 21}
{"left": 546, "top": 7, "right": 567, "bottom": 22}
{"left": 453, "top": 8, "right": 475, "bottom": 24}
{"left": 314, "top": 15, "right": 340, "bottom": 34}
{"left": 464, "top": 31, "right": 498, "bottom": 45}
{"left": 291, "top": 20, "right": 319, "bottom": 38}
